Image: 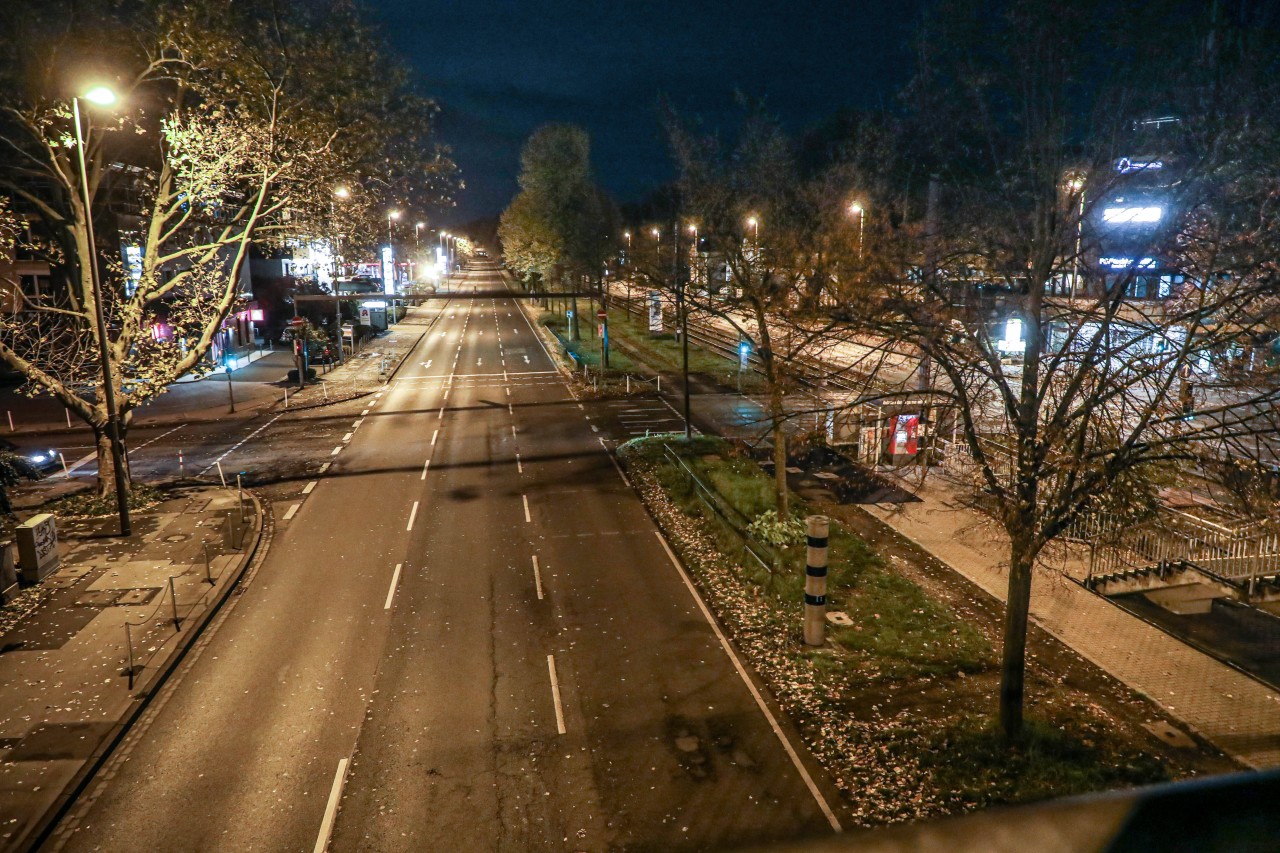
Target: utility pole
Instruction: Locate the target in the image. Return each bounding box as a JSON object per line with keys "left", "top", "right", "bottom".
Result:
{"left": 674, "top": 213, "right": 691, "bottom": 440}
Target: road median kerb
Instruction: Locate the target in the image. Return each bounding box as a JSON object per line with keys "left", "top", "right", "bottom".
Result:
{"left": 17, "top": 490, "right": 270, "bottom": 853}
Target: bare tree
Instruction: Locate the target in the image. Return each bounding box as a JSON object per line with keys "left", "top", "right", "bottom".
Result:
{"left": 0, "top": 0, "right": 454, "bottom": 496}
{"left": 858, "top": 0, "right": 1280, "bottom": 738}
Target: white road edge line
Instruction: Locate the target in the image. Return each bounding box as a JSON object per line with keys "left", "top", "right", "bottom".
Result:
{"left": 653, "top": 531, "right": 843, "bottom": 833}
{"left": 532, "top": 555, "right": 544, "bottom": 600}
{"left": 522, "top": 494, "right": 531, "bottom": 523}
{"left": 313, "top": 758, "right": 349, "bottom": 853}
{"left": 421, "top": 459, "right": 431, "bottom": 480}
{"left": 283, "top": 503, "right": 300, "bottom": 521}
{"left": 599, "top": 438, "right": 631, "bottom": 486}
{"left": 547, "top": 654, "right": 567, "bottom": 735}
{"left": 384, "top": 562, "right": 403, "bottom": 610}
{"left": 406, "top": 500, "right": 419, "bottom": 531}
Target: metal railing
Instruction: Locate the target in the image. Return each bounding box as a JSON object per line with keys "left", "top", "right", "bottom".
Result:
{"left": 662, "top": 443, "right": 779, "bottom": 576}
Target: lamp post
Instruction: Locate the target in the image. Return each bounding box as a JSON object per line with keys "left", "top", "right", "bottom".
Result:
{"left": 1067, "top": 175, "right": 1086, "bottom": 297}
{"left": 332, "top": 187, "right": 349, "bottom": 363}
{"left": 74, "top": 85, "right": 131, "bottom": 536}
{"left": 385, "top": 209, "right": 400, "bottom": 297}
{"left": 849, "top": 202, "right": 865, "bottom": 258}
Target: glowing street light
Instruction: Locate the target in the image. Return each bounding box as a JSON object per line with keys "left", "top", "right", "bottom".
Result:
{"left": 848, "top": 201, "right": 865, "bottom": 257}
{"left": 333, "top": 186, "right": 350, "bottom": 199}
{"left": 82, "top": 86, "right": 117, "bottom": 106}
{"left": 73, "top": 83, "right": 131, "bottom": 535}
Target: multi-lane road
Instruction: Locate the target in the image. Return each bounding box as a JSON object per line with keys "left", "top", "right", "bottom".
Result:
{"left": 50, "top": 261, "right": 839, "bottom": 851}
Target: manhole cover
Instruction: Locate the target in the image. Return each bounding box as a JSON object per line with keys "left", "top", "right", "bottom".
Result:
{"left": 163, "top": 534, "right": 190, "bottom": 543}
{"left": 75, "top": 590, "right": 120, "bottom": 607}
{"left": 1142, "top": 720, "right": 1196, "bottom": 749}
{"left": 115, "top": 589, "right": 158, "bottom": 606}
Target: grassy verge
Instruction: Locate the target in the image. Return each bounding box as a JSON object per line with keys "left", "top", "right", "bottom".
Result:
{"left": 621, "top": 435, "right": 1173, "bottom": 825}
{"left": 44, "top": 483, "right": 164, "bottom": 519}
{"left": 604, "top": 306, "right": 770, "bottom": 392}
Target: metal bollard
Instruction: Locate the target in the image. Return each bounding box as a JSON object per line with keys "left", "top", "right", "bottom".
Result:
{"left": 125, "top": 622, "right": 136, "bottom": 690}
{"left": 216, "top": 461, "right": 227, "bottom": 488}
{"left": 804, "top": 515, "right": 830, "bottom": 646}
{"left": 169, "top": 577, "right": 181, "bottom": 630}
{"left": 204, "top": 543, "right": 214, "bottom": 585}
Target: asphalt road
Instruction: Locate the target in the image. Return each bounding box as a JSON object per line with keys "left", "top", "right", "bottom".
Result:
{"left": 51, "top": 261, "right": 838, "bottom": 851}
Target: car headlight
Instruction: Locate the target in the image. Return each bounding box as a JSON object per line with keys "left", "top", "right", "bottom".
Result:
{"left": 29, "top": 454, "right": 46, "bottom": 463}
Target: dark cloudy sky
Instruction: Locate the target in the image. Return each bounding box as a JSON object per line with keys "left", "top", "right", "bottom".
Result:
{"left": 370, "top": 1, "right": 925, "bottom": 224}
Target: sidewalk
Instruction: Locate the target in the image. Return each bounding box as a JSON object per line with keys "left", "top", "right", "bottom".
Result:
{"left": 281, "top": 308, "right": 437, "bottom": 410}
{"left": 0, "top": 487, "right": 264, "bottom": 851}
{"left": 862, "top": 474, "right": 1280, "bottom": 770}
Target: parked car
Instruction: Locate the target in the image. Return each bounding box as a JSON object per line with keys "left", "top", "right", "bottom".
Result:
{"left": 0, "top": 439, "right": 60, "bottom": 476}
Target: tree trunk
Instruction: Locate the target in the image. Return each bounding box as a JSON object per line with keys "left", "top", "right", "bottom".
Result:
{"left": 93, "top": 426, "right": 131, "bottom": 500}
{"left": 999, "top": 537, "right": 1036, "bottom": 738}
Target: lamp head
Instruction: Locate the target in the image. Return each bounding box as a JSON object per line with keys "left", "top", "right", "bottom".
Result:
{"left": 389, "top": 209, "right": 401, "bottom": 220}
{"left": 82, "top": 86, "right": 117, "bottom": 106}
{"left": 333, "top": 186, "right": 350, "bottom": 199}
{"left": 849, "top": 202, "right": 864, "bottom": 215}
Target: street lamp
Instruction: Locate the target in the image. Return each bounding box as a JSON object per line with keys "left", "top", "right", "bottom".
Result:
{"left": 1066, "top": 174, "right": 1086, "bottom": 297}
{"left": 415, "top": 221, "right": 425, "bottom": 250}
{"left": 849, "top": 202, "right": 865, "bottom": 258}
{"left": 746, "top": 216, "right": 759, "bottom": 243}
{"left": 331, "top": 187, "right": 350, "bottom": 363}
{"left": 385, "top": 209, "right": 400, "bottom": 295}
{"left": 73, "top": 84, "right": 131, "bottom": 536}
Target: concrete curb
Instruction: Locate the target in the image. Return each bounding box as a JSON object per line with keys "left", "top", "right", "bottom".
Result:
{"left": 16, "top": 491, "right": 270, "bottom": 853}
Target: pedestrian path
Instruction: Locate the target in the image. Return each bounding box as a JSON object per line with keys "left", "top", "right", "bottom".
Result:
{"left": 863, "top": 474, "right": 1280, "bottom": 770}
{"left": 0, "top": 487, "right": 263, "bottom": 851}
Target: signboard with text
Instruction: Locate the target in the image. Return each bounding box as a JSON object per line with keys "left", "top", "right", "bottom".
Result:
{"left": 648, "top": 291, "right": 663, "bottom": 333}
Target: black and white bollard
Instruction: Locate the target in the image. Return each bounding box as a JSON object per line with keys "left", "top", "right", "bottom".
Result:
{"left": 804, "top": 515, "right": 829, "bottom": 646}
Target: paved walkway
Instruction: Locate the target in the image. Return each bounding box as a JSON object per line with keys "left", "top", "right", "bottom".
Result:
{"left": 863, "top": 474, "right": 1280, "bottom": 770}
{"left": 0, "top": 487, "right": 263, "bottom": 851}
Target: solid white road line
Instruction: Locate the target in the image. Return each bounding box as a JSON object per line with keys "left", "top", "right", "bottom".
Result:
{"left": 431, "top": 429, "right": 439, "bottom": 446}
{"left": 421, "top": 458, "right": 431, "bottom": 480}
{"left": 532, "top": 555, "right": 544, "bottom": 600}
{"left": 303, "top": 481, "right": 318, "bottom": 494}
{"left": 522, "top": 494, "right": 531, "bottom": 523}
{"left": 547, "top": 654, "right": 567, "bottom": 735}
{"left": 313, "top": 758, "right": 350, "bottom": 853}
{"left": 599, "top": 438, "right": 631, "bottom": 486}
{"left": 283, "top": 503, "right": 300, "bottom": 521}
{"left": 406, "top": 501, "right": 419, "bottom": 531}
{"left": 384, "top": 563, "right": 403, "bottom": 610}
{"left": 653, "top": 531, "right": 843, "bottom": 832}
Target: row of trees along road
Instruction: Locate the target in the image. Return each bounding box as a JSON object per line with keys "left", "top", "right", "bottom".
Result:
{"left": 636, "top": 0, "right": 1280, "bottom": 739}
{"left": 0, "top": 0, "right": 457, "bottom": 498}
{"left": 499, "top": 124, "right": 618, "bottom": 341}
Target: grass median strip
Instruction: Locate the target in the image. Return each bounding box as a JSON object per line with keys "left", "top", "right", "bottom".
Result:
{"left": 619, "top": 435, "right": 1185, "bottom": 827}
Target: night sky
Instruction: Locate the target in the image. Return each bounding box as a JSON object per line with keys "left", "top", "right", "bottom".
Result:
{"left": 371, "top": 1, "right": 925, "bottom": 224}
